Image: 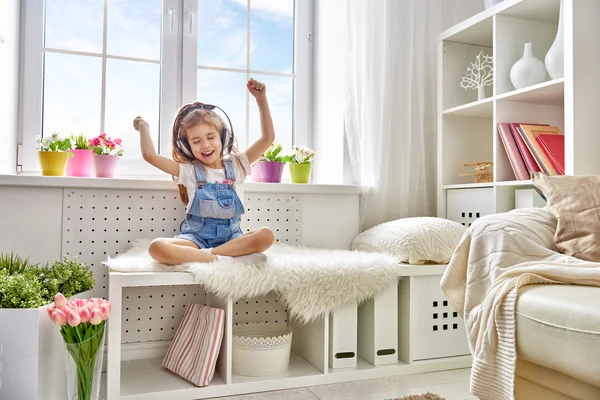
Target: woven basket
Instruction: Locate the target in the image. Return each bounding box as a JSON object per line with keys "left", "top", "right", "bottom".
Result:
{"left": 232, "top": 322, "right": 293, "bottom": 376}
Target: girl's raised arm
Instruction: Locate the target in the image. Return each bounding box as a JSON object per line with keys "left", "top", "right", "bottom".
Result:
{"left": 244, "top": 78, "right": 275, "bottom": 165}
{"left": 134, "top": 116, "right": 180, "bottom": 177}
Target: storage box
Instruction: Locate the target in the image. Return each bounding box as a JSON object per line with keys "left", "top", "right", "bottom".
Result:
{"left": 328, "top": 302, "right": 357, "bottom": 368}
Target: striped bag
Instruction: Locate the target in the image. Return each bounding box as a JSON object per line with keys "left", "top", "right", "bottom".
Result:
{"left": 162, "top": 303, "right": 225, "bottom": 386}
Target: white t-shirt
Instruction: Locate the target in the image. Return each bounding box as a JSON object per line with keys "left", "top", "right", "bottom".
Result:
{"left": 177, "top": 152, "right": 251, "bottom": 213}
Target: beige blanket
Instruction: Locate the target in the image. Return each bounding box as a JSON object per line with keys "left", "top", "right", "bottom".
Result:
{"left": 441, "top": 207, "right": 600, "bottom": 400}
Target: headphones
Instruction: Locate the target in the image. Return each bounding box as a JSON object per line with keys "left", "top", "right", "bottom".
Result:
{"left": 175, "top": 103, "right": 235, "bottom": 162}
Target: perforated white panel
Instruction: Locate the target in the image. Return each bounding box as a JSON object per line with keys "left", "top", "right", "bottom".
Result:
{"left": 233, "top": 292, "right": 289, "bottom": 331}
{"left": 62, "top": 188, "right": 302, "bottom": 345}
{"left": 243, "top": 193, "right": 301, "bottom": 245}
{"left": 121, "top": 286, "right": 206, "bottom": 343}
{"left": 62, "top": 189, "right": 185, "bottom": 299}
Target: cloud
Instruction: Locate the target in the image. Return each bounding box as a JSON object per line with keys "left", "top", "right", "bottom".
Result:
{"left": 231, "top": 0, "right": 293, "bottom": 25}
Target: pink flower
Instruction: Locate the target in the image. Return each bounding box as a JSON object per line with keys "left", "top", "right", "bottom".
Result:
{"left": 52, "top": 309, "right": 68, "bottom": 327}
{"left": 54, "top": 293, "right": 67, "bottom": 310}
{"left": 68, "top": 310, "right": 81, "bottom": 327}
{"left": 79, "top": 306, "right": 91, "bottom": 323}
{"left": 99, "top": 133, "right": 106, "bottom": 138}
{"left": 89, "top": 298, "right": 102, "bottom": 309}
{"left": 115, "top": 138, "right": 122, "bottom": 146}
{"left": 90, "top": 309, "right": 102, "bottom": 325}
{"left": 47, "top": 304, "right": 56, "bottom": 320}
{"left": 99, "top": 303, "right": 111, "bottom": 320}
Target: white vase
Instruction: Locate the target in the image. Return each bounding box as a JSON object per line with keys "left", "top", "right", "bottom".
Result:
{"left": 545, "top": 0, "right": 564, "bottom": 79}
{"left": 477, "top": 85, "right": 486, "bottom": 100}
{"left": 510, "top": 43, "right": 547, "bottom": 90}
{"left": 484, "top": 0, "right": 503, "bottom": 9}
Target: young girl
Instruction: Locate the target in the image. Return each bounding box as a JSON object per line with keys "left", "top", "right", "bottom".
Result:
{"left": 134, "top": 78, "right": 275, "bottom": 266}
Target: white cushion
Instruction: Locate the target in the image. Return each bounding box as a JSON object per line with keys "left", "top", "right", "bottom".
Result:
{"left": 350, "top": 217, "right": 466, "bottom": 264}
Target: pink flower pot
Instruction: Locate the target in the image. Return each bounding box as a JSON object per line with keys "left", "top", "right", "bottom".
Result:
{"left": 250, "top": 162, "right": 263, "bottom": 182}
{"left": 259, "top": 161, "right": 284, "bottom": 183}
{"left": 93, "top": 154, "right": 120, "bottom": 178}
{"left": 66, "top": 149, "right": 95, "bottom": 177}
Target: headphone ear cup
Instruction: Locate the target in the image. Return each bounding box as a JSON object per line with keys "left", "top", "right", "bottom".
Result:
{"left": 177, "top": 138, "right": 195, "bottom": 161}
{"left": 221, "top": 126, "right": 231, "bottom": 154}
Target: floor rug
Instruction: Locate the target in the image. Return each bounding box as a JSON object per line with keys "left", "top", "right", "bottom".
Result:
{"left": 389, "top": 393, "right": 446, "bottom": 400}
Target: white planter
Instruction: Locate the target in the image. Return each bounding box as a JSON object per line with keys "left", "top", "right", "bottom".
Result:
{"left": 0, "top": 304, "right": 66, "bottom": 400}
{"left": 232, "top": 322, "right": 292, "bottom": 377}
{"left": 510, "top": 42, "right": 547, "bottom": 89}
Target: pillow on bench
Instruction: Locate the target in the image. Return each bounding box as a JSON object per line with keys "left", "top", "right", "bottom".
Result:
{"left": 351, "top": 217, "right": 466, "bottom": 264}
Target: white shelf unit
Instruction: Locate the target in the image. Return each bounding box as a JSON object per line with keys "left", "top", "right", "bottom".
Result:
{"left": 437, "top": 0, "right": 600, "bottom": 219}
{"left": 107, "top": 268, "right": 472, "bottom": 400}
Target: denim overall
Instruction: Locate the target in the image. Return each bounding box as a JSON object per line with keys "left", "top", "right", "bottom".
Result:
{"left": 177, "top": 160, "right": 245, "bottom": 248}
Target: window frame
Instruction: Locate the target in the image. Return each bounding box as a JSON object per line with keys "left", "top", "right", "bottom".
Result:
{"left": 19, "top": 0, "right": 313, "bottom": 176}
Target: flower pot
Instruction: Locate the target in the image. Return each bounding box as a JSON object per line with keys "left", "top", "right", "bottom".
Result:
{"left": 64, "top": 325, "right": 105, "bottom": 400}
{"left": 66, "top": 149, "right": 95, "bottom": 177}
{"left": 38, "top": 151, "right": 69, "bottom": 176}
{"left": 289, "top": 163, "right": 312, "bottom": 184}
{"left": 93, "top": 154, "right": 120, "bottom": 178}
{"left": 260, "top": 161, "right": 284, "bottom": 183}
{"left": 250, "top": 162, "right": 263, "bottom": 182}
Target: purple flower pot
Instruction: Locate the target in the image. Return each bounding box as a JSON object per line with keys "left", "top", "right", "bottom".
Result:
{"left": 93, "top": 154, "right": 120, "bottom": 178}
{"left": 259, "top": 161, "right": 284, "bottom": 183}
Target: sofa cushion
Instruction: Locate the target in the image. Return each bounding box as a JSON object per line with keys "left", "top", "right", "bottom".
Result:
{"left": 516, "top": 284, "right": 600, "bottom": 387}
{"left": 350, "top": 217, "right": 465, "bottom": 264}
{"left": 532, "top": 173, "right": 600, "bottom": 261}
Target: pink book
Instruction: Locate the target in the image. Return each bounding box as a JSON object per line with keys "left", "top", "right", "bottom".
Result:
{"left": 497, "top": 123, "right": 529, "bottom": 180}
{"left": 509, "top": 123, "right": 542, "bottom": 175}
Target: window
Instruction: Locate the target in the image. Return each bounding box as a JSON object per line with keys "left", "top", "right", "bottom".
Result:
{"left": 20, "top": 0, "right": 312, "bottom": 175}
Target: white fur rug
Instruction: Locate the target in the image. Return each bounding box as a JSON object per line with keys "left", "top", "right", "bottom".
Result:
{"left": 104, "top": 240, "right": 403, "bottom": 323}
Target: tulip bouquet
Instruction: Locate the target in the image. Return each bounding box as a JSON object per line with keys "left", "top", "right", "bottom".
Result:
{"left": 48, "top": 293, "right": 111, "bottom": 400}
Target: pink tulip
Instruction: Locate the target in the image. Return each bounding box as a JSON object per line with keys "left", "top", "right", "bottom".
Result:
{"left": 90, "top": 309, "right": 102, "bottom": 325}
{"left": 47, "top": 304, "right": 56, "bottom": 320}
{"left": 54, "top": 293, "right": 67, "bottom": 310}
{"left": 79, "top": 306, "right": 91, "bottom": 323}
{"left": 99, "top": 303, "right": 110, "bottom": 320}
{"left": 67, "top": 310, "right": 81, "bottom": 327}
{"left": 52, "top": 309, "right": 67, "bottom": 327}
{"left": 89, "top": 298, "right": 101, "bottom": 309}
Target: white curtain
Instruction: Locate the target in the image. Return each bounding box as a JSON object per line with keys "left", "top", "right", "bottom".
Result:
{"left": 344, "top": 0, "right": 482, "bottom": 231}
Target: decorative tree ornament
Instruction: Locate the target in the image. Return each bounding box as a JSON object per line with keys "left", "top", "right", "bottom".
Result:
{"left": 460, "top": 51, "right": 494, "bottom": 100}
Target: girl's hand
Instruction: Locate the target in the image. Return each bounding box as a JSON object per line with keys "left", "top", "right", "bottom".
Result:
{"left": 133, "top": 116, "right": 149, "bottom": 133}
{"left": 247, "top": 78, "right": 266, "bottom": 99}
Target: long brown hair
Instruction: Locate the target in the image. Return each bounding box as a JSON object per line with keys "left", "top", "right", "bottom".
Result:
{"left": 171, "top": 102, "right": 239, "bottom": 163}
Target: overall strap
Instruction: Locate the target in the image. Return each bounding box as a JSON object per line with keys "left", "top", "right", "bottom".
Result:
{"left": 193, "top": 163, "right": 207, "bottom": 188}
{"left": 223, "top": 159, "right": 236, "bottom": 183}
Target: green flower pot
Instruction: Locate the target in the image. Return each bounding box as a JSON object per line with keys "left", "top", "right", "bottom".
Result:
{"left": 289, "top": 163, "right": 311, "bottom": 184}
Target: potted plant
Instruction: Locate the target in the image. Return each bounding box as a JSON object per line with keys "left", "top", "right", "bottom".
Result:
{"left": 0, "top": 253, "right": 95, "bottom": 400}
{"left": 286, "top": 145, "right": 315, "bottom": 184}
{"left": 67, "top": 133, "right": 95, "bottom": 177}
{"left": 89, "top": 133, "right": 124, "bottom": 178}
{"left": 48, "top": 293, "right": 111, "bottom": 400}
{"left": 36, "top": 133, "right": 72, "bottom": 176}
{"left": 260, "top": 143, "right": 286, "bottom": 183}
{"left": 250, "top": 156, "right": 265, "bottom": 182}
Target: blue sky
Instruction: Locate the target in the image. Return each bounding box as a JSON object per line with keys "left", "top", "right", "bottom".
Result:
{"left": 42, "top": 0, "right": 294, "bottom": 158}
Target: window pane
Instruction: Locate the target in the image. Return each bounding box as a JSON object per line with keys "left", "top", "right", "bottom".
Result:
{"left": 45, "top": 0, "right": 103, "bottom": 53}
{"left": 250, "top": 0, "right": 294, "bottom": 73}
{"left": 197, "top": 69, "right": 248, "bottom": 150}
{"left": 197, "top": 0, "right": 247, "bottom": 69}
{"left": 43, "top": 52, "right": 102, "bottom": 139}
{"left": 249, "top": 75, "right": 293, "bottom": 151}
{"left": 107, "top": 0, "right": 162, "bottom": 60}
{"left": 104, "top": 60, "right": 160, "bottom": 159}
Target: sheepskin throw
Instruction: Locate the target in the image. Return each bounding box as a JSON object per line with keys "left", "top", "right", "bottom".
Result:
{"left": 105, "top": 240, "right": 404, "bottom": 323}
{"left": 351, "top": 217, "right": 466, "bottom": 265}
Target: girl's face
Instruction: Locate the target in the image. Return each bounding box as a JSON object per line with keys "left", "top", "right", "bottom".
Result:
{"left": 186, "top": 122, "right": 223, "bottom": 168}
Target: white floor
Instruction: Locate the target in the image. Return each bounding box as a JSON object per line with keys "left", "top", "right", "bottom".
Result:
{"left": 100, "top": 368, "right": 476, "bottom": 400}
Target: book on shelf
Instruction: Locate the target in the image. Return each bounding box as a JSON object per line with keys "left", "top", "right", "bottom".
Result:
{"left": 497, "top": 122, "right": 564, "bottom": 179}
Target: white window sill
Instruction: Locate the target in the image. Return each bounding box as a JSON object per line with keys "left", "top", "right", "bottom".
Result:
{"left": 0, "top": 173, "right": 362, "bottom": 195}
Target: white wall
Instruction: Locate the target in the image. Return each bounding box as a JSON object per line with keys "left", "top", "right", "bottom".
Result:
{"left": 311, "top": 0, "right": 348, "bottom": 184}
{"left": 0, "top": 0, "right": 20, "bottom": 174}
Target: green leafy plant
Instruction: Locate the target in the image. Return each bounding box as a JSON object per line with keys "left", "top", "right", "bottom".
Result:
{"left": 0, "top": 253, "right": 95, "bottom": 309}
{"left": 71, "top": 133, "right": 90, "bottom": 150}
{"left": 262, "top": 143, "right": 286, "bottom": 162}
{"left": 36, "top": 132, "right": 72, "bottom": 152}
